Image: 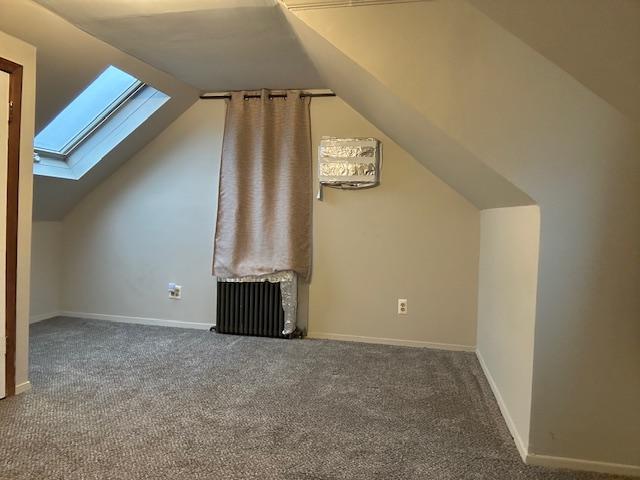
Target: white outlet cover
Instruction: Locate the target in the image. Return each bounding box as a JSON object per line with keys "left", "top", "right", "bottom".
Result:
{"left": 398, "top": 298, "right": 408, "bottom": 315}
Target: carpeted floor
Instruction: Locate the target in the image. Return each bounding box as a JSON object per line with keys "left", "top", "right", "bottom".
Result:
{"left": 0, "top": 317, "right": 629, "bottom": 480}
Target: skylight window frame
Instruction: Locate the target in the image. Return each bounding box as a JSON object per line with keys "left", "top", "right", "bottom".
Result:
{"left": 34, "top": 83, "right": 171, "bottom": 181}
{"left": 61, "top": 80, "right": 145, "bottom": 156}
{"left": 34, "top": 78, "right": 145, "bottom": 159}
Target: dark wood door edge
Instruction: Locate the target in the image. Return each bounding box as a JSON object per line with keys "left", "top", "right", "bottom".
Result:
{"left": 0, "top": 57, "right": 23, "bottom": 398}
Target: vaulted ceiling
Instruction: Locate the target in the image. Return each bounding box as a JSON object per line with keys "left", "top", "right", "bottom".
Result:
{"left": 0, "top": 0, "right": 201, "bottom": 219}
{"left": 33, "top": 0, "right": 324, "bottom": 91}
{"left": 1, "top": 0, "right": 324, "bottom": 219}
{"left": 2, "top": 0, "right": 638, "bottom": 219}
{"left": 31, "top": 0, "right": 640, "bottom": 126}
{"left": 468, "top": 0, "right": 640, "bottom": 124}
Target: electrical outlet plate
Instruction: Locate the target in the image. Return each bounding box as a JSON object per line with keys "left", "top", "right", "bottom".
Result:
{"left": 398, "top": 298, "right": 407, "bottom": 315}
{"left": 168, "top": 283, "right": 182, "bottom": 299}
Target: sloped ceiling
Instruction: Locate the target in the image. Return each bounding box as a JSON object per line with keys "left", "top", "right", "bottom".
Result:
{"left": 468, "top": 0, "right": 640, "bottom": 124}
{"left": 1, "top": 0, "right": 201, "bottom": 137}
{"left": 4, "top": 0, "right": 324, "bottom": 220}
{"left": 14, "top": 0, "right": 637, "bottom": 217}
{"left": 31, "top": 0, "right": 529, "bottom": 210}
{"left": 0, "top": 0, "right": 201, "bottom": 220}
{"left": 282, "top": 7, "right": 532, "bottom": 209}
{"left": 32, "top": 0, "right": 324, "bottom": 91}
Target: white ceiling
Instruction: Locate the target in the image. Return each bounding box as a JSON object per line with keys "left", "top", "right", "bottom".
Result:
{"left": 283, "top": 7, "right": 532, "bottom": 209}
{"left": 468, "top": 0, "right": 640, "bottom": 124}
{"left": 33, "top": 0, "right": 325, "bottom": 91}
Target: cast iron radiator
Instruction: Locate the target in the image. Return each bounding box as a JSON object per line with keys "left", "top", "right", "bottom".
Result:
{"left": 215, "top": 281, "right": 286, "bottom": 338}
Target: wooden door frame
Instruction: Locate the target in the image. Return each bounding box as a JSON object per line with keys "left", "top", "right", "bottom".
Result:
{"left": 0, "top": 56, "right": 22, "bottom": 398}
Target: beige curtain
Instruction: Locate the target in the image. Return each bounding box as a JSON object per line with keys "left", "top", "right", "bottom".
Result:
{"left": 213, "top": 90, "right": 312, "bottom": 281}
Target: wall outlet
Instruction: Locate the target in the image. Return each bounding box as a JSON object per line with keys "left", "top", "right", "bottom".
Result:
{"left": 398, "top": 298, "right": 408, "bottom": 315}
{"left": 168, "top": 283, "right": 182, "bottom": 300}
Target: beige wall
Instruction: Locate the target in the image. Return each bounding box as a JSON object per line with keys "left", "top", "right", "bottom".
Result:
{"left": 0, "top": 30, "right": 36, "bottom": 390}
{"left": 293, "top": 1, "right": 640, "bottom": 469}
{"left": 308, "top": 98, "right": 479, "bottom": 348}
{"left": 477, "top": 206, "right": 540, "bottom": 456}
{"left": 30, "top": 222, "right": 62, "bottom": 321}
{"left": 61, "top": 101, "right": 222, "bottom": 328}
{"left": 60, "top": 97, "right": 480, "bottom": 347}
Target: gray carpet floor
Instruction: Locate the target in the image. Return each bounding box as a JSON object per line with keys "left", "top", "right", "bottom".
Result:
{"left": 0, "top": 317, "right": 629, "bottom": 480}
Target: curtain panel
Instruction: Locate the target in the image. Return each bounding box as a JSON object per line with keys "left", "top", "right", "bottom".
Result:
{"left": 213, "top": 90, "right": 312, "bottom": 281}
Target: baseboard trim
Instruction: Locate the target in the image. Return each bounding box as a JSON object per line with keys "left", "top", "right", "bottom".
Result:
{"left": 60, "top": 311, "right": 213, "bottom": 331}
{"left": 526, "top": 453, "right": 640, "bottom": 477}
{"left": 15, "top": 381, "right": 31, "bottom": 395}
{"left": 475, "top": 350, "right": 640, "bottom": 476}
{"left": 30, "top": 311, "right": 63, "bottom": 324}
{"left": 306, "top": 332, "right": 475, "bottom": 352}
{"left": 476, "top": 349, "right": 529, "bottom": 462}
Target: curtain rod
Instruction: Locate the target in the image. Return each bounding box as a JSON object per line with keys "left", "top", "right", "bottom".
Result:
{"left": 199, "top": 92, "right": 336, "bottom": 100}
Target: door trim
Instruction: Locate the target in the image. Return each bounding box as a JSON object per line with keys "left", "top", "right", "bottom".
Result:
{"left": 0, "top": 57, "right": 23, "bottom": 398}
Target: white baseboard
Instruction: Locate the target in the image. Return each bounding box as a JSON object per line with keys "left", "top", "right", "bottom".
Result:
{"left": 60, "top": 311, "right": 213, "bottom": 331}
{"left": 306, "top": 331, "right": 475, "bottom": 352}
{"left": 15, "top": 381, "right": 31, "bottom": 395}
{"left": 475, "top": 349, "right": 529, "bottom": 462}
{"left": 526, "top": 453, "right": 640, "bottom": 478}
{"left": 475, "top": 350, "right": 640, "bottom": 476}
{"left": 30, "top": 311, "right": 63, "bottom": 324}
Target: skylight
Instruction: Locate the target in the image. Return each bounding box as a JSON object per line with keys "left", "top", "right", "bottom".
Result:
{"left": 35, "top": 66, "right": 142, "bottom": 155}
{"left": 33, "top": 65, "right": 170, "bottom": 180}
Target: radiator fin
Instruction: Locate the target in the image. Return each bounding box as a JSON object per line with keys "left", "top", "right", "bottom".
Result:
{"left": 216, "top": 281, "right": 286, "bottom": 338}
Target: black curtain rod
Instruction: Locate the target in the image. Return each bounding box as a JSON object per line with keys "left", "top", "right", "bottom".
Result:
{"left": 199, "top": 92, "right": 336, "bottom": 100}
